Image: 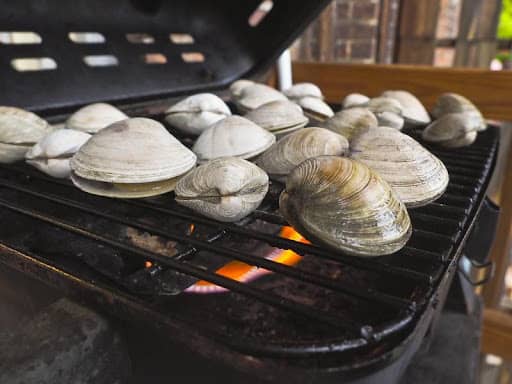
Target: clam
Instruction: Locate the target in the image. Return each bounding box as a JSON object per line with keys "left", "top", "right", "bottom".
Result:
{"left": 244, "top": 100, "right": 308, "bottom": 136}
{"left": 322, "top": 107, "right": 378, "bottom": 141}
{"left": 234, "top": 83, "right": 287, "bottom": 113}
{"left": 25, "top": 129, "right": 91, "bottom": 178}
{"left": 295, "top": 96, "right": 334, "bottom": 122}
{"left": 342, "top": 93, "right": 370, "bottom": 108}
{"left": 255, "top": 127, "right": 349, "bottom": 182}
{"left": 279, "top": 156, "right": 411, "bottom": 257}
{"left": 422, "top": 112, "right": 480, "bottom": 148}
{"left": 175, "top": 157, "right": 268, "bottom": 222}
{"left": 351, "top": 126, "right": 449, "bottom": 207}
{"left": 283, "top": 82, "right": 323, "bottom": 100}
{"left": 374, "top": 110, "right": 404, "bottom": 130}
{"left": 366, "top": 97, "right": 403, "bottom": 115}
{"left": 432, "top": 93, "right": 485, "bottom": 131}
{"left": 381, "top": 90, "right": 431, "bottom": 126}
{"left": 192, "top": 116, "right": 275, "bottom": 162}
{"left": 0, "top": 106, "right": 53, "bottom": 163}
{"left": 66, "top": 103, "right": 128, "bottom": 134}
{"left": 164, "top": 93, "right": 231, "bottom": 135}
{"left": 70, "top": 118, "right": 196, "bottom": 198}
{"left": 229, "top": 79, "right": 255, "bottom": 98}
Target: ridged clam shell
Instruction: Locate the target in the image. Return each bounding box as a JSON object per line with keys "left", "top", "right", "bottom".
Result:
{"left": 165, "top": 93, "right": 231, "bottom": 135}
{"left": 351, "top": 126, "right": 449, "bottom": 207}
{"left": 323, "top": 107, "right": 378, "bottom": 141}
{"left": 66, "top": 103, "right": 128, "bottom": 134}
{"left": 26, "top": 129, "right": 91, "bottom": 178}
{"left": 366, "top": 97, "right": 403, "bottom": 115}
{"left": 175, "top": 157, "right": 269, "bottom": 222}
{"left": 256, "top": 127, "right": 349, "bottom": 181}
{"left": 283, "top": 83, "right": 323, "bottom": 100}
{"left": 342, "top": 93, "right": 370, "bottom": 108}
{"left": 422, "top": 112, "right": 480, "bottom": 148}
{"left": 295, "top": 96, "right": 334, "bottom": 121}
{"left": 192, "top": 116, "right": 275, "bottom": 162}
{"left": 381, "top": 90, "right": 431, "bottom": 125}
{"left": 374, "top": 111, "right": 404, "bottom": 130}
{"left": 70, "top": 118, "right": 196, "bottom": 198}
{"left": 229, "top": 79, "right": 255, "bottom": 98}
{"left": 432, "top": 93, "right": 485, "bottom": 131}
{"left": 244, "top": 100, "right": 308, "bottom": 134}
{"left": 279, "top": 156, "right": 411, "bottom": 257}
{"left": 234, "top": 83, "right": 287, "bottom": 113}
{"left": 0, "top": 106, "right": 53, "bottom": 163}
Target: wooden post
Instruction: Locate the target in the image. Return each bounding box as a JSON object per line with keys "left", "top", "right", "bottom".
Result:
{"left": 378, "top": 0, "right": 401, "bottom": 64}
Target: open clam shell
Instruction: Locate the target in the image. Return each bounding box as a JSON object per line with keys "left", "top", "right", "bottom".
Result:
{"left": 351, "top": 126, "right": 449, "bottom": 207}
{"left": 342, "top": 93, "right": 370, "bottom": 108}
{"left": 256, "top": 127, "right": 349, "bottom": 182}
{"left": 422, "top": 112, "right": 481, "bottom": 148}
{"left": 66, "top": 103, "right": 128, "bottom": 134}
{"left": 295, "top": 96, "right": 334, "bottom": 122}
{"left": 244, "top": 100, "right": 308, "bottom": 135}
{"left": 229, "top": 79, "right": 255, "bottom": 99}
{"left": 283, "top": 82, "right": 323, "bottom": 100}
{"left": 192, "top": 116, "right": 275, "bottom": 163}
{"left": 432, "top": 93, "right": 485, "bottom": 131}
{"left": 322, "top": 107, "right": 378, "bottom": 141}
{"left": 165, "top": 93, "right": 231, "bottom": 135}
{"left": 175, "top": 157, "right": 269, "bottom": 222}
{"left": 0, "top": 106, "right": 53, "bottom": 163}
{"left": 26, "top": 129, "right": 91, "bottom": 178}
{"left": 70, "top": 118, "right": 196, "bottom": 198}
{"left": 381, "top": 90, "right": 431, "bottom": 126}
{"left": 279, "top": 156, "right": 411, "bottom": 257}
{"left": 234, "top": 83, "right": 287, "bottom": 113}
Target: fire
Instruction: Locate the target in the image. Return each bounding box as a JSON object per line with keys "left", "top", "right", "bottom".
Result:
{"left": 145, "top": 261, "right": 153, "bottom": 268}
{"left": 188, "top": 223, "right": 195, "bottom": 234}
{"left": 187, "top": 226, "right": 308, "bottom": 293}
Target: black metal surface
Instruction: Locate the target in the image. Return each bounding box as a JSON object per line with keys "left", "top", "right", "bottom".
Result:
{"left": 0, "top": 114, "right": 499, "bottom": 381}
{"left": 0, "top": 0, "right": 330, "bottom": 113}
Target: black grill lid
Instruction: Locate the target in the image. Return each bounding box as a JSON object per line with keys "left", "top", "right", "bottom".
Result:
{"left": 0, "top": 0, "right": 330, "bottom": 113}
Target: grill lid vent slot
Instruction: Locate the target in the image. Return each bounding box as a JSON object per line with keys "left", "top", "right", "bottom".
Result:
{"left": 11, "top": 57, "right": 57, "bottom": 72}
{"left": 0, "top": 32, "right": 42, "bottom": 44}
{"left": 68, "top": 32, "right": 106, "bottom": 44}
{"left": 83, "top": 55, "right": 118, "bottom": 67}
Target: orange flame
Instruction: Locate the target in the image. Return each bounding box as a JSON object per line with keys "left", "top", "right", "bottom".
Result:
{"left": 193, "top": 226, "right": 308, "bottom": 288}
{"left": 144, "top": 261, "right": 153, "bottom": 268}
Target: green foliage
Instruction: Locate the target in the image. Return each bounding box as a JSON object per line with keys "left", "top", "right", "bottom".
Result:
{"left": 498, "top": 0, "right": 512, "bottom": 39}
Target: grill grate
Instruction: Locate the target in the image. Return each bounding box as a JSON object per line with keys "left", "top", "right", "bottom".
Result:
{"left": 0, "top": 117, "right": 498, "bottom": 368}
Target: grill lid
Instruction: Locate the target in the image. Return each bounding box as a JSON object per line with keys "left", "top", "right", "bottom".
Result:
{"left": 0, "top": 0, "right": 330, "bottom": 113}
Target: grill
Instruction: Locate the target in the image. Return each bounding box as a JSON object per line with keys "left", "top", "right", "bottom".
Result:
{"left": 0, "top": 1, "right": 500, "bottom": 382}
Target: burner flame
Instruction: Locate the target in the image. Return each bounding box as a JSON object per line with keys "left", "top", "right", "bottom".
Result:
{"left": 186, "top": 226, "right": 308, "bottom": 294}
{"left": 144, "top": 261, "right": 153, "bottom": 268}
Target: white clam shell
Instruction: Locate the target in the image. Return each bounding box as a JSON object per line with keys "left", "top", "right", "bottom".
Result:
{"left": 432, "top": 93, "right": 485, "bottom": 131}
{"left": 381, "top": 90, "right": 431, "bottom": 125}
{"left": 26, "top": 129, "right": 91, "bottom": 178}
{"left": 422, "top": 112, "right": 480, "bottom": 148}
{"left": 175, "top": 157, "right": 269, "bottom": 222}
{"left": 342, "top": 93, "right": 370, "bottom": 108}
{"left": 229, "top": 79, "right": 255, "bottom": 98}
{"left": 0, "top": 106, "right": 52, "bottom": 163}
{"left": 256, "top": 127, "right": 349, "bottom": 181}
{"left": 244, "top": 100, "right": 308, "bottom": 134}
{"left": 165, "top": 93, "right": 231, "bottom": 135}
{"left": 66, "top": 103, "right": 128, "bottom": 134}
{"left": 70, "top": 118, "right": 196, "bottom": 198}
{"left": 295, "top": 96, "right": 334, "bottom": 121}
{"left": 192, "top": 116, "right": 275, "bottom": 162}
{"left": 283, "top": 82, "right": 323, "bottom": 100}
{"left": 235, "top": 83, "right": 288, "bottom": 112}
{"left": 366, "top": 97, "right": 403, "bottom": 115}
{"left": 323, "top": 107, "right": 378, "bottom": 141}
{"left": 351, "top": 126, "right": 449, "bottom": 207}
{"left": 374, "top": 111, "right": 404, "bottom": 130}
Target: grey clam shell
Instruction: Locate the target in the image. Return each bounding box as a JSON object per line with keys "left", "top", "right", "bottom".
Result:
{"left": 381, "top": 90, "right": 431, "bottom": 125}
{"left": 66, "top": 103, "right": 128, "bottom": 134}
{"left": 322, "top": 107, "right": 378, "bottom": 141}
{"left": 295, "top": 96, "right": 334, "bottom": 122}
{"left": 422, "top": 112, "right": 480, "bottom": 148}
{"left": 432, "top": 93, "right": 485, "bottom": 131}
{"left": 234, "top": 83, "right": 287, "bottom": 113}
{"left": 351, "top": 126, "right": 449, "bottom": 207}
{"left": 342, "top": 93, "right": 370, "bottom": 108}
{"left": 244, "top": 100, "right": 308, "bottom": 135}
{"left": 256, "top": 127, "right": 349, "bottom": 181}
{"left": 283, "top": 82, "right": 323, "bottom": 100}
{"left": 279, "top": 156, "right": 411, "bottom": 257}
{"left": 175, "top": 157, "right": 269, "bottom": 222}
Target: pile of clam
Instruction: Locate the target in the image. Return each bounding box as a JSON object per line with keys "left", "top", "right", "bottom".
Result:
{"left": 0, "top": 79, "right": 486, "bottom": 258}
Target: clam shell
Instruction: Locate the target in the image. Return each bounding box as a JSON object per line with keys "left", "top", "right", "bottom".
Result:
{"left": 432, "top": 93, "right": 485, "bottom": 131}
{"left": 283, "top": 83, "right": 323, "bottom": 100}
{"left": 366, "top": 97, "right": 403, "bottom": 115}
{"left": 279, "top": 156, "right": 411, "bottom": 257}
{"left": 374, "top": 111, "right": 404, "bottom": 130}
{"left": 351, "top": 126, "right": 449, "bottom": 207}
{"left": 0, "top": 106, "right": 53, "bottom": 163}
{"left": 66, "top": 103, "right": 128, "bottom": 134}
{"left": 244, "top": 100, "right": 308, "bottom": 134}
{"left": 165, "top": 93, "right": 231, "bottom": 135}
{"left": 192, "top": 116, "right": 275, "bottom": 162}
{"left": 342, "top": 93, "right": 370, "bottom": 108}
{"left": 256, "top": 127, "right": 349, "bottom": 181}
{"left": 70, "top": 118, "right": 196, "bottom": 198}
{"left": 229, "top": 79, "right": 255, "bottom": 98}
{"left": 295, "top": 96, "right": 334, "bottom": 122}
{"left": 381, "top": 90, "right": 431, "bottom": 125}
{"left": 175, "top": 157, "right": 269, "bottom": 222}
{"left": 322, "top": 107, "right": 378, "bottom": 141}
{"left": 422, "top": 112, "right": 480, "bottom": 148}
{"left": 235, "top": 83, "right": 287, "bottom": 113}
{"left": 26, "top": 129, "right": 91, "bottom": 178}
